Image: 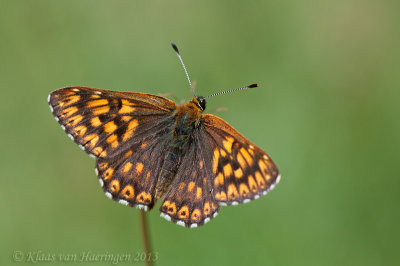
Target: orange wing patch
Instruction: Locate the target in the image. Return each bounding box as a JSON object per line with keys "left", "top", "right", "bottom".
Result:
{"left": 122, "top": 119, "right": 138, "bottom": 142}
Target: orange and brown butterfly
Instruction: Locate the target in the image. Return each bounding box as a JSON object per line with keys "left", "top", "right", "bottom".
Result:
{"left": 48, "top": 43, "right": 280, "bottom": 228}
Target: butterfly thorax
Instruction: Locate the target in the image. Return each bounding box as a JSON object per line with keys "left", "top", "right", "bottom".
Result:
{"left": 155, "top": 98, "right": 204, "bottom": 198}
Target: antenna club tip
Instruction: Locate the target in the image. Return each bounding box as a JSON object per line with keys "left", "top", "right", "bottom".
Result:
{"left": 171, "top": 43, "right": 180, "bottom": 54}
{"left": 248, "top": 83, "right": 259, "bottom": 88}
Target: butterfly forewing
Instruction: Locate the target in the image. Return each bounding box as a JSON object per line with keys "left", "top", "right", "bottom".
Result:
{"left": 48, "top": 87, "right": 177, "bottom": 159}
{"left": 201, "top": 114, "right": 280, "bottom": 205}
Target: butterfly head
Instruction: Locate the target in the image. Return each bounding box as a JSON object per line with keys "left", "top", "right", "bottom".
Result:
{"left": 192, "top": 96, "right": 206, "bottom": 111}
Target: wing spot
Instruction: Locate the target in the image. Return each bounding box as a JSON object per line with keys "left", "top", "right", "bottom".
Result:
{"left": 74, "top": 125, "right": 87, "bottom": 137}
{"left": 248, "top": 148, "right": 255, "bottom": 156}
{"left": 221, "top": 149, "right": 227, "bottom": 157}
{"left": 90, "top": 117, "right": 102, "bottom": 127}
{"left": 90, "top": 94, "right": 101, "bottom": 99}
{"left": 60, "top": 106, "right": 78, "bottom": 118}
{"left": 119, "top": 105, "right": 136, "bottom": 114}
{"left": 223, "top": 164, "right": 233, "bottom": 177}
{"left": 162, "top": 200, "right": 177, "bottom": 215}
{"left": 178, "top": 206, "right": 189, "bottom": 219}
{"left": 248, "top": 175, "right": 258, "bottom": 192}
{"left": 228, "top": 184, "right": 239, "bottom": 200}
{"left": 214, "top": 173, "right": 224, "bottom": 186}
{"left": 106, "top": 134, "right": 119, "bottom": 149}
{"left": 103, "top": 167, "right": 114, "bottom": 180}
{"left": 178, "top": 182, "right": 185, "bottom": 192}
{"left": 237, "top": 153, "right": 247, "bottom": 169}
{"left": 258, "top": 160, "right": 269, "bottom": 175}
{"left": 92, "top": 146, "right": 103, "bottom": 156}
{"left": 136, "top": 162, "right": 144, "bottom": 175}
{"left": 136, "top": 191, "right": 152, "bottom": 204}
{"left": 121, "top": 116, "right": 132, "bottom": 122}
{"left": 121, "top": 185, "right": 135, "bottom": 199}
{"left": 87, "top": 99, "right": 108, "bottom": 108}
{"left": 212, "top": 149, "right": 220, "bottom": 174}
{"left": 249, "top": 144, "right": 255, "bottom": 150}
{"left": 122, "top": 119, "right": 138, "bottom": 142}
{"left": 84, "top": 134, "right": 99, "bottom": 149}
{"left": 124, "top": 150, "right": 133, "bottom": 157}
{"left": 234, "top": 168, "right": 243, "bottom": 179}
{"left": 215, "top": 191, "right": 227, "bottom": 201}
{"left": 121, "top": 99, "right": 135, "bottom": 106}
{"left": 92, "top": 106, "right": 110, "bottom": 115}
{"left": 141, "top": 142, "right": 148, "bottom": 148}
{"left": 211, "top": 202, "right": 218, "bottom": 211}
{"left": 191, "top": 209, "right": 202, "bottom": 222}
{"left": 104, "top": 121, "right": 117, "bottom": 134}
{"left": 196, "top": 187, "right": 202, "bottom": 200}
{"left": 98, "top": 162, "right": 108, "bottom": 170}
{"left": 94, "top": 91, "right": 102, "bottom": 95}
{"left": 239, "top": 183, "right": 250, "bottom": 198}
{"left": 240, "top": 148, "right": 253, "bottom": 165}
{"left": 255, "top": 171, "right": 266, "bottom": 189}
{"left": 187, "top": 181, "right": 196, "bottom": 192}
{"left": 123, "top": 162, "right": 133, "bottom": 173}
{"left": 222, "top": 136, "right": 234, "bottom": 153}
{"left": 204, "top": 202, "right": 211, "bottom": 216}
{"left": 263, "top": 154, "right": 269, "bottom": 160}
{"left": 58, "top": 95, "right": 80, "bottom": 107}
{"left": 109, "top": 179, "right": 120, "bottom": 193}
{"left": 67, "top": 114, "right": 83, "bottom": 126}
{"left": 199, "top": 160, "right": 204, "bottom": 169}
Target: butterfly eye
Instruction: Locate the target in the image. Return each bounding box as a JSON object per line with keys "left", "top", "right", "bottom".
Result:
{"left": 196, "top": 96, "right": 206, "bottom": 111}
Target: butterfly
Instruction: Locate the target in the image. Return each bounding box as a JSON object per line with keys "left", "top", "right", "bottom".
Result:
{"left": 48, "top": 43, "right": 280, "bottom": 228}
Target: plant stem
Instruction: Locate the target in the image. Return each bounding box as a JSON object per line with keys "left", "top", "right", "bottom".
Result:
{"left": 139, "top": 209, "right": 153, "bottom": 266}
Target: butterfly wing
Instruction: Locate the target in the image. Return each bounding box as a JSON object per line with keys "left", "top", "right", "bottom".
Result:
{"left": 95, "top": 129, "right": 172, "bottom": 210}
{"left": 48, "top": 86, "right": 177, "bottom": 159}
{"left": 159, "top": 130, "right": 220, "bottom": 228}
{"left": 201, "top": 114, "right": 280, "bottom": 205}
{"left": 48, "top": 86, "right": 177, "bottom": 210}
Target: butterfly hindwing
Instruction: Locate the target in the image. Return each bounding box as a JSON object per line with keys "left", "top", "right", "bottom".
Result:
{"left": 160, "top": 131, "right": 220, "bottom": 228}
{"left": 201, "top": 114, "right": 281, "bottom": 205}
{"left": 48, "top": 87, "right": 177, "bottom": 159}
{"left": 96, "top": 128, "right": 173, "bottom": 210}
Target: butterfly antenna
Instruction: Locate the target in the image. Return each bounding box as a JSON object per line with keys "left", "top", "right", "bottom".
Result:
{"left": 171, "top": 43, "right": 196, "bottom": 97}
{"left": 204, "top": 83, "right": 259, "bottom": 99}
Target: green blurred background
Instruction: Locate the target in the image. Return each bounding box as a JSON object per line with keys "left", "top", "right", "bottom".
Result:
{"left": 1, "top": 0, "right": 399, "bottom": 265}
